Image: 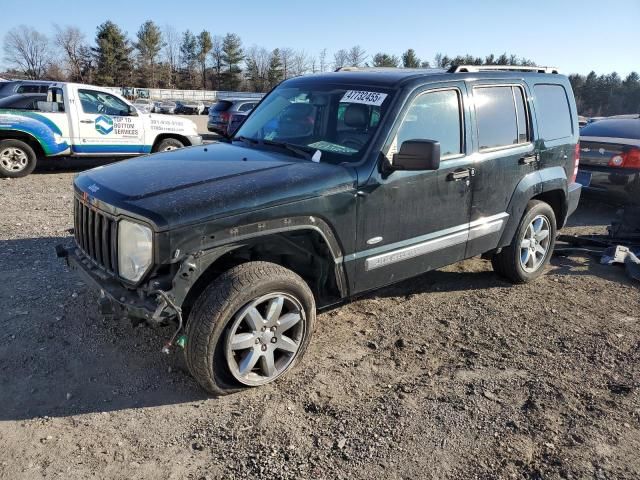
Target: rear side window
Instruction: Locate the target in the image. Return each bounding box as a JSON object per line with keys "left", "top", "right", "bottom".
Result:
{"left": 238, "top": 102, "right": 255, "bottom": 112}
{"left": 17, "top": 85, "right": 42, "bottom": 94}
{"left": 534, "top": 84, "right": 573, "bottom": 140}
{"left": 396, "top": 89, "right": 463, "bottom": 157}
{"left": 474, "top": 86, "right": 530, "bottom": 150}
{"left": 213, "top": 101, "right": 232, "bottom": 112}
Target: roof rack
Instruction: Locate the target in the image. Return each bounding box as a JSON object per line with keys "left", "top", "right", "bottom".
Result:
{"left": 448, "top": 65, "right": 560, "bottom": 74}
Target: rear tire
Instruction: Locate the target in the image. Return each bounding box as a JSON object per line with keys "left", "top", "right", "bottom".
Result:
{"left": 0, "top": 139, "right": 37, "bottom": 178}
{"left": 491, "top": 200, "right": 557, "bottom": 284}
{"left": 184, "top": 261, "right": 316, "bottom": 395}
{"left": 155, "top": 138, "right": 184, "bottom": 152}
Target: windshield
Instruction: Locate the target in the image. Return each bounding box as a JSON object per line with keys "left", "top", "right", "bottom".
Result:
{"left": 234, "top": 83, "right": 392, "bottom": 163}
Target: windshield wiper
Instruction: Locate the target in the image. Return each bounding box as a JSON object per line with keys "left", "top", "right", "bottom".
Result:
{"left": 261, "top": 139, "right": 315, "bottom": 161}
{"left": 234, "top": 135, "right": 259, "bottom": 145}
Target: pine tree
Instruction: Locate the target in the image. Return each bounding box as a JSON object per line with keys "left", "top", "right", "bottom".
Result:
{"left": 134, "top": 20, "right": 163, "bottom": 87}
{"left": 93, "top": 21, "right": 132, "bottom": 86}
{"left": 402, "top": 49, "right": 420, "bottom": 68}
{"left": 372, "top": 53, "right": 399, "bottom": 68}
{"left": 221, "top": 33, "right": 243, "bottom": 90}
{"left": 196, "top": 30, "right": 213, "bottom": 89}
{"left": 180, "top": 30, "right": 197, "bottom": 87}
{"left": 267, "top": 48, "right": 283, "bottom": 89}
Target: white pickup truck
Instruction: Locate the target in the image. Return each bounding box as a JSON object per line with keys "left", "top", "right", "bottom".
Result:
{"left": 0, "top": 82, "right": 202, "bottom": 178}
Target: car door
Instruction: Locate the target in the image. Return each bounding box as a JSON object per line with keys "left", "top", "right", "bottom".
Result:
{"left": 351, "top": 82, "right": 475, "bottom": 294}
{"left": 464, "top": 82, "right": 537, "bottom": 258}
{"left": 72, "top": 88, "right": 145, "bottom": 155}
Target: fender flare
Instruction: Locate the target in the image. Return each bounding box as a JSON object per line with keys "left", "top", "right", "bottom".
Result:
{"left": 497, "top": 166, "right": 568, "bottom": 248}
{"left": 169, "top": 216, "right": 348, "bottom": 306}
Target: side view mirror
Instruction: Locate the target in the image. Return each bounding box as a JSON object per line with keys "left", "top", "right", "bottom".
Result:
{"left": 37, "top": 101, "right": 59, "bottom": 113}
{"left": 128, "top": 105, "right": 139, "bottom": 117}
{"left": 392, "top": 139, "right": 441, "bottom": 171}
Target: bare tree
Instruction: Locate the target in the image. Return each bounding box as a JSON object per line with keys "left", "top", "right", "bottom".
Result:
{"left": 4, "top": 26, "right": 51, "bottom": 79}
{"left": 333, "top": 49, "right": 348, "bottom": 70}
{"left": 291, "top": 50, "right": 310, "bottom": 77}
{"left": 347, "top": 45, "right": 367, "bottom": 67}
{"left": 209, "top": 35, "right": 224, "bottom": 89}
{"left": 53, "top": 25, "right": 87, "bottom": 82}
{"left": 279, "top": 48, "right": 295, "bottom": 79}
{"left": 318, "top": 48, "right": 327, "bottom": 72}
{"left": 162, "top": 25, "right": 180, "bottom": 87}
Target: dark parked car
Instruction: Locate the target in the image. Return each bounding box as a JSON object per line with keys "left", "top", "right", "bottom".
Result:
{"left": 0, "top": 80, "right": 52, "bottom": 99}
{"left": 208, "top": 98, "right": 258, "bottom": 134}
{"left": 175, "top": 100, "right": 205, "bottom": 115}
{"left": 578, "top": 116, "right": 640, "bottom": 204}
{"left": 60, "top": 66, "right": 581, "bottom": 395}
{"left": 0, "top": 93, "right": 46, "bottom": 110}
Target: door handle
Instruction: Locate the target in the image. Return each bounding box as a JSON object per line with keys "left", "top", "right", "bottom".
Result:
{"left": 447, "top": 168, "right": 473, "bottom": 181}
{"left": 80, "top": 119, "right": 94, "bottom": 124}
{"left": 519, "top": 154, "right": 538, "bottom": 165}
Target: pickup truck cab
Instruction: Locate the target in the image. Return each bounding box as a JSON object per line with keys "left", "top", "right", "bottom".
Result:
{"left": 59, "top": 66, "right": 582, "bottom": 395}
{"left": 0, "top": 82, "right": 201, "bottom": 177}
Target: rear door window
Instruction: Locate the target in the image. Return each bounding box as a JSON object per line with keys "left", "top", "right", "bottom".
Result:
{"left": 534, "top": 84, "right": 573, "bottom": 140}
{"left": 474, "top": 86, "right": 530, "bottom": 150}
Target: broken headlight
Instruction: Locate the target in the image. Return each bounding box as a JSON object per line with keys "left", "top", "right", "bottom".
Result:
{"left": 118, "top": 219, "right": 153, "bottom": 282}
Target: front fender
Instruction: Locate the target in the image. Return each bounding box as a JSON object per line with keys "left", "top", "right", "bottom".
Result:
{"left": 166, "top": 215, "right": 348, "bottom": 306}
{"left": 0, "top": 110, "right": 69, "bottom": 156}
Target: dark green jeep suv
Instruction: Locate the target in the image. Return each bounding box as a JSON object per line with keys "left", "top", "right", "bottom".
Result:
{"left": 59, "top": 66, "right": 582, "bottom": 394}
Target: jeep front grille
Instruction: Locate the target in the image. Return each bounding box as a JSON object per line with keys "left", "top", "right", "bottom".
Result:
{"left": 74, "top": 197, "right": 118, "bottom": 274}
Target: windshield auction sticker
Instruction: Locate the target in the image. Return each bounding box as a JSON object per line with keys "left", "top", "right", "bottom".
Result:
{"left": 340, "top": 90, "right": 388, "bottom": 106}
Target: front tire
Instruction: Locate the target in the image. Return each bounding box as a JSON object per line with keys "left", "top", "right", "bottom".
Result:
{"left": 184, "top": 261, "right": 316, "bottom": 395}
{"left": 0, "top": 139, "right": 37, "bottom": 178}
{"left": 155, "top": 138, "right": 184, "bottom": 152}
{"left": 491, "top": 200, "right": 557, "bottom": 283}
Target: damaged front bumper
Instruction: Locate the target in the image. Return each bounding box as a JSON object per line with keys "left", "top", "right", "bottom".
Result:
{"left": 56, "top": 244, "right": 179, "bottom": 326}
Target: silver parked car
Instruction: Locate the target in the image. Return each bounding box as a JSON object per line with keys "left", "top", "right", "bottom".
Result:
{"left": 159, "top": 100, "right": 177, "bottom": 114}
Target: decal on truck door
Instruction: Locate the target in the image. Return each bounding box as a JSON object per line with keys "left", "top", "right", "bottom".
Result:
{"left": 94, "top": 115, "right": 114, "bottom": 135}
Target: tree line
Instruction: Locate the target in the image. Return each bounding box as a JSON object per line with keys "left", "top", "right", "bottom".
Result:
{"left": 3, "top": 21, "right": 639, "bottom": 115}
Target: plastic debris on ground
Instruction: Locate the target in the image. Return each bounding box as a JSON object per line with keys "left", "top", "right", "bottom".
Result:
{"left": 555, "top": 206, "right": 640, "bottom": 282}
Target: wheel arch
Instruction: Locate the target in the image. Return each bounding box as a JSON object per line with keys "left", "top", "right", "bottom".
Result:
{"left": 0, "top": 130, "right": 46, "bottom": 158}
{"left": 173, "top": 226, "right": 348, "bottom": 322}
{"left": 497, "top": 167, "right": 568, "bottom": 248}
{"left": 151, "top": 133, "right": 193, "bottom": 152}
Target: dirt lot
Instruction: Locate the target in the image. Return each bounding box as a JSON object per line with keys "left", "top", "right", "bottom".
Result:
{"left": 1, "top": 166, "right": 639, "bottom": 480}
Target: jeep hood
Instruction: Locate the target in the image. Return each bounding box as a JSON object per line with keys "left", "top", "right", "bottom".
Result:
{"left": 74, "top": 142, "right": 357, "bottom": 229}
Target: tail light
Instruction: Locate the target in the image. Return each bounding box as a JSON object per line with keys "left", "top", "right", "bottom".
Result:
{"left": 570, "top": 142, "right": 580, "bottom": 183}
{"left": 220, "top": 111, "right": 231, "bottom": 123}
{"left": 608, "top": 148, "right": 640, "bottom": 169}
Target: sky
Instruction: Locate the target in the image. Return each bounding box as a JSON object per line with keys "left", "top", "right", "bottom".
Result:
{"left": 2, "top": 0, "right": 638, "bottom": 76}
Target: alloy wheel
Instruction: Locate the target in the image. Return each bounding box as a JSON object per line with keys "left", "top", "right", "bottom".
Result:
{"left": 520, "top": 215, "right": 551, "bottom": 273}
{"left": 225, "top": 292, "right": 305, "bottom": 386}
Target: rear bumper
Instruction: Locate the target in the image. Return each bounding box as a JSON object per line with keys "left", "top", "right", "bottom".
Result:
{"left": 207, "top": 121, "right": 227, "bottom": 134}
{"left": 566, "top": 181, "right": 582, "bottom": 221}
{"left": 57, "top": 244, "right": 173, "bottom": 324}
{"left": 578, "top": 166, "right": 640, "bottom": 204}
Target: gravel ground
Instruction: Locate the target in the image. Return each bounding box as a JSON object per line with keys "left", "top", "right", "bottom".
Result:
{"left": 0, "top": 167, "right": 639, "bottom": 480}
